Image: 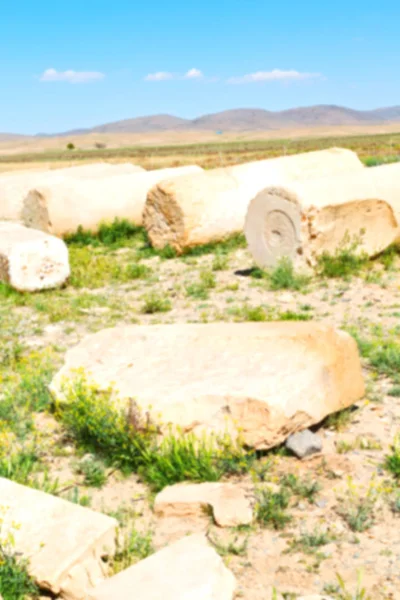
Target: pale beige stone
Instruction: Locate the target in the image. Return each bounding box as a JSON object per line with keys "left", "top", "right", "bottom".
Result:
{"left": 143, "top": 148, "right": 364, "bottom": 253}
{"left": 0, "top": 477, "right": 117, "bottom": 599}
{"left": 245, "top": 162, "right": 400, "bottom": 268}
{"left": 298, "top": 596, "right": 334, "bottom": 600}
{"left": 51, "top": 322, "right": 365, "bottom": 450}
{"left": 0, "top": 221, "right": 70, "bottom": 291}
{"left": 154, "top": 482, "right": 253, "bottom": 527}
{"left": 21, "top": 165, "right": 203, "bottom": 235}
{"left": 0, "top": 163, "right": 144, "bottom": 223}
{"left": 88, "top": 534, "right": 236, "bottom": 600}
{"left": 52, "top": 163, "right": 145, "bottom": 177}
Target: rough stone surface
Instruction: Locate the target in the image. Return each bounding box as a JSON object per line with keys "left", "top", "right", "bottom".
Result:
{"left": 285, "top": 429, "right": 323, "bottom": 459}
{"left": 245, "top": 162, "right": 400, "bottom": 269}
{"left": 154, "top": 482, "right": 254, "bottom": 527}
{"left": 51, "top": 322, "right": 365, "bottom": 450}
{"left": 88, "top": 534, "right": 236, "bottom": 600}
{"left": 0, "top": 221, "right": 70, "bottom": 291}
{"left": 21, "top": 165, "right": 203, "bottom": 235}
{"left": 0, "top": 163, "right": 144, "bottom": 223}
{"left": 0, "top": 477, "right": 117, "bottom": 600}
{"left": 143, "top": 148, "right": 364, "bottom": 253}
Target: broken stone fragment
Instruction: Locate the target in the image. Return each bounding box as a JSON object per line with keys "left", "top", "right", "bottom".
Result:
{"left": 154, "top": 482, "right": 254, "bottom": 527}
{"left": 0, "top": 477, "right": 117, "bottom": 600}
{"left": 88, "top": 534, "right": 236, "bottom": 600}
{"left": 0, "top": 221, "right": 70, "bottom": 291}
{"left": 51, "top": 322, "right": 365, "bottom": 450}
{"left": 245, "top": 162, "right": 400, "bottom": 269}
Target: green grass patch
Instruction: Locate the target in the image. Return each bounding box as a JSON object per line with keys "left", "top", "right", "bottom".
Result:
{"left": 255, "top": 487, "right": 292, "bottom": 530}
{"left": 277, "top": 310, "right": 312, "bottom": 321}
{"left": 140, "top": 292, "right": 172, "bottom": 313}
{"left": 347, "top": 325, "right": 400, "bottom": 379}
{"left": 286, "top": 529, "right": 334, "bottom": 555}
{"left": 251, "top": 258, "right": 310, "bottom": 291}
{"left": 186, "top": 270, "right": 216, "bottom": 300}
{"left": 181, "top": 233, "right": 246, "bottom": 257}
{"left": 0, "top": 537, "right": 39, "bottom": 600}
{"left": 280, "top": 473, "right": 321, "bottom": 504}
{"left": 384, "top": 436, "right": 400, "bottom": 480}
{"left": 58, "top": 375, "right": 254, "bottom": 491}
{"left": 65, "top": 219, "right": 144, "bottom": 249}
{"left": 268, "top": 257, "right": 310, "bottom": 291}
{"left": 316, "top": 233, "right": 369, "bottom": 279}
{"left": 111, "top": 526, "right": 154, "bottom": 574}
{"left": 74, "top": 456, "right": 107, "bottom": 488}
{"left": 363, "top": 155, "right": 400, "bottom": 167}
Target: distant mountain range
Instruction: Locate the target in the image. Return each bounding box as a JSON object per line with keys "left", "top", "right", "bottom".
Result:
{"left": 2, "top": 105, "right": 400, "bottom": 140}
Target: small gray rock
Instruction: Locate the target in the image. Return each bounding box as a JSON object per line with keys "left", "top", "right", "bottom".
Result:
{"left": 285, "top": 429, "right": 323, "bottom": 459}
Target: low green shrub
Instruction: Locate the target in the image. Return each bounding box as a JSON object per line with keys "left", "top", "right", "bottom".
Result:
{"left": 186, "top": 270, "right": 216, "bottom": 300}
{"left": 125, "top": 263, "right": 152, "bottom": 280}
{"left": 286, "top": 529, "right": 333, "bottom": 555}
{"left": 268, "top": 257, "right": 310, "bottom": 291}
{"left": 255, "top": 487, "right": 292, "bottom": 530}
{"left": 58, "top": 376, "right": 253, "bottom": 491}
{"left": 316, "top": 233, "right": 369, "bottom": 279}
{"left": 111, "top": 526, "right": 154, "bottom": 574}
{"left": 58, "top": 376, "right": 153, "bottom": 471}
{"left": 280, "top": 473, "right": 321, "bottom": 504}
{"left": 384, "top": 435, "right": 400, "bottom": 479}
{"left": 347, "top": 325, "right": 400, "bottom": 378}
{"left": 0, "top": 541, "right": 39, "bottom": 600}
{"left": 74, "top": 456, "right": 107, "bottom": 488}
{"left": 140, "top": 292, "right": 172, "bottom": 313}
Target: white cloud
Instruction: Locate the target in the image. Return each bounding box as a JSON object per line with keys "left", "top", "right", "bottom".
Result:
{"left": 144, "top": 71, "right": 174, "bottom": 81}
{"left": 184, "top": 68, "right": 203, "bottom": 79}
{"left": 227, "top": 69, "right": 322, "bottom": 84}
{"left": 145, "top": 68, "right": 205, "bottom": 81}
{"left": 40, "top": 68, "right": 105, "bottom": 84}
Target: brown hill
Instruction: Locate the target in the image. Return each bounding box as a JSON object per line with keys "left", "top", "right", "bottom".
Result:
{"left": 79, "top": 114, "right": 189, "bottom": 135}
{"left": 67, "top": 105, "right": 400, "bottom": 135}
{"left": 3, "top": 105, "right": 400, "bottom": 138}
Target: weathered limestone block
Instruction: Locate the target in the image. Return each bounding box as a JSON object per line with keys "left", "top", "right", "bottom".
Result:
{"left": 0, "top": 163, "right": 144, "bottom": 222}
{"left": 154, "top": 482, "right": 254, "bottom": 527}
{"left": 0, "top": 221, "right": 70, "bottom": 291}
{"left": 88, "top": 534, "right": 236, "bottom": 600}
{"left": 51, "top": 322, "right": 365, "bottom": 450}
{"left": 53, "top": 163, "right": 145, "bottom": 176}
{"left": 143, "top": 148, "right": 364, "bottom": 253}
{"left": 21, "top": 165, "right": 203, "bottom": 235}
{"left": 245, "top": 162, "right": 400, "bottom": 268}
{"left": 0, "top": 477, "right": 117, "bottom": 599}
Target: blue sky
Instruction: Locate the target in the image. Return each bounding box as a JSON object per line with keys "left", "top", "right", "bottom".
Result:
{"left": 1, "top": 1, "right": 399, "bottom": 134}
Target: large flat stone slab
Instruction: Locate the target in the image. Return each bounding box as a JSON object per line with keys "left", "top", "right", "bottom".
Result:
{"left": 0, "top": 477, "right": 117, "bottom": 599}
{"left": 154, "top": 482, "right": 254, "bottom": 527}
{"left": 0, "top": 222, "right": 70, "bottom": 291}
{"left": 51, "top": 322, "right": 365, "bottom": 450}
{"left": 88, "top": 534, "right": 236, "bottom": 600}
